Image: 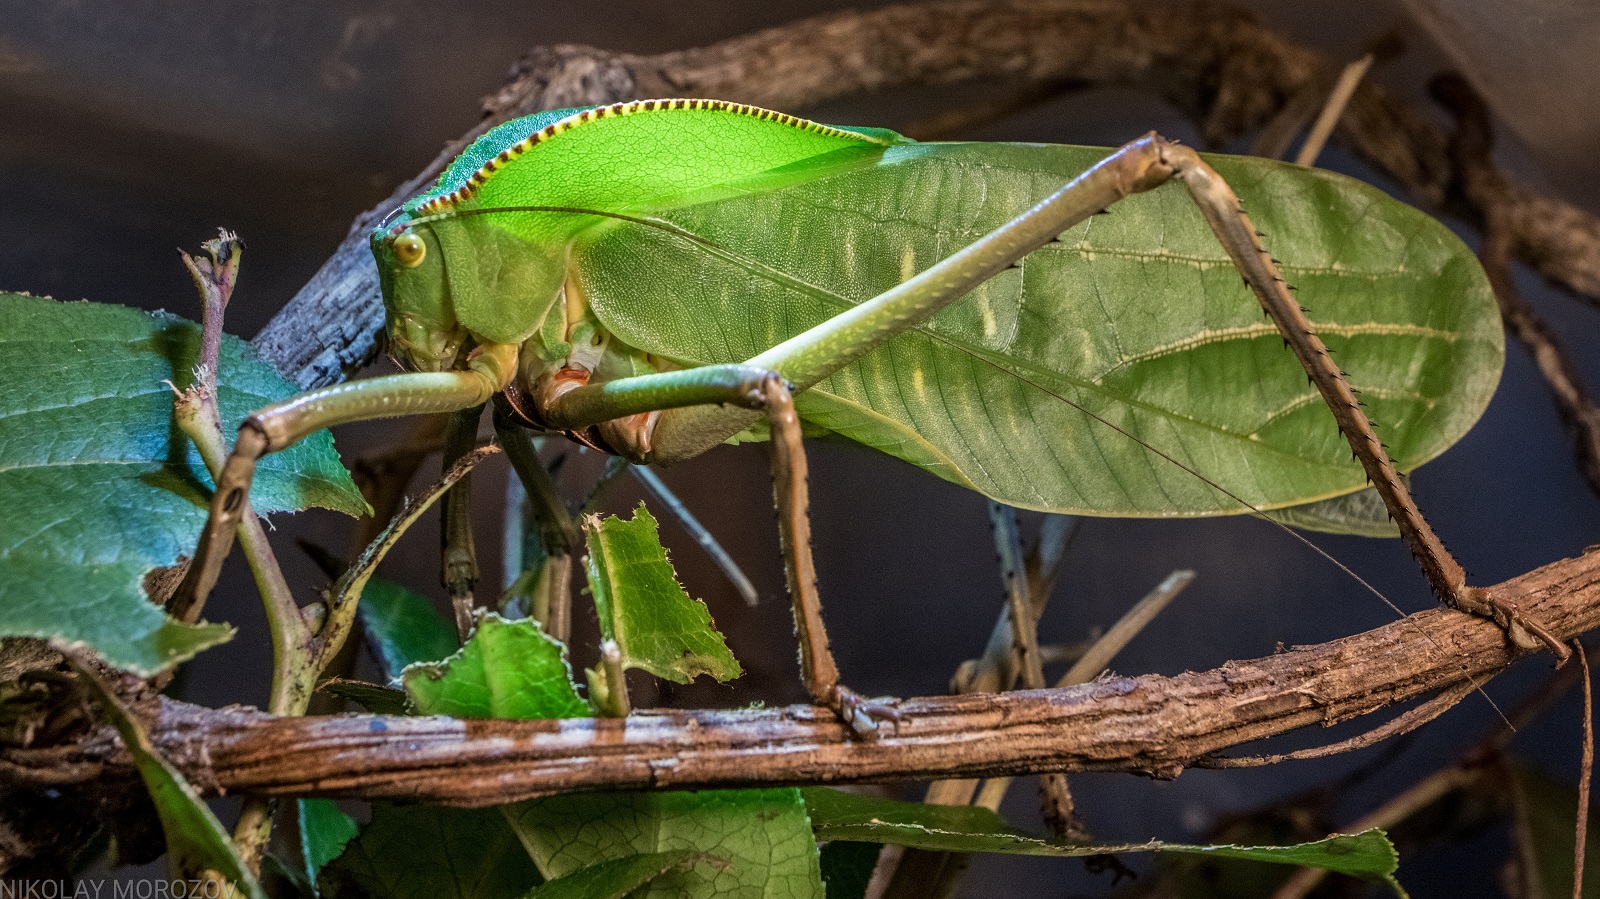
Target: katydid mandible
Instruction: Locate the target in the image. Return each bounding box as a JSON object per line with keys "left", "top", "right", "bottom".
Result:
{"left": 179, "top": 99, "right": 1543, "bottom": 733}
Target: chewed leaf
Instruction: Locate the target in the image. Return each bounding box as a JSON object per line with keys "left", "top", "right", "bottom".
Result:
{"left": 73, "top": 659, "right": 266, "bottom": 898}
{"left": 299, "top": 799, "right": 360, "bottom": 888}
{"left": 583, "top": 504, "right": 741, "bottom": 685}
{"left": 801, "top": 788, "right": 1404, "bottom": 894}
{"left": 319, "top": 803, "right": 538, "bottom": 899}
{"left": 403, "top": 613, "right": 589, "bottom": 719}
{"left": 0, "top": 293, "right": 365, "bottom": 674}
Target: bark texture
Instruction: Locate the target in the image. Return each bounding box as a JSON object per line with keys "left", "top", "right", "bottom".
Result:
{"left": 18, "top": 550, "right": 1598, "bottom": 806}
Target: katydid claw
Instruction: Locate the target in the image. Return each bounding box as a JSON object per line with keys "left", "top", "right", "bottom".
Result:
{"left": 1453, "top": 585, "right": 1570, "bottom": 663}
{"left": 829, "top": 685, "right": 903, "bottom": 739}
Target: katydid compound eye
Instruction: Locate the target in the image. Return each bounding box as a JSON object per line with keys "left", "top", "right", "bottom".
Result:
{"left": 394, "top": 232, "right": 426, "bottom": 268}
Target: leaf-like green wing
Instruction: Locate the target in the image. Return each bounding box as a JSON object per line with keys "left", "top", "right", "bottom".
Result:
{"left": 0, "top": 294, "right": 366, "bottom": 673}
{"left": 573, "top": 140, "right": 1500, "bottom": 518}
{"left": 584, "top": 504, "right": 741, "bottom": 685}
{"left": 417, "top": 100, "right": 901, "bottom": 345}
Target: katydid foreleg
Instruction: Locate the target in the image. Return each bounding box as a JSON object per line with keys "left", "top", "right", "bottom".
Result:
{"left": 177, "top": 342, "right": 520, "bottom": 613}
{"left": 494, "top": 412, "right": 580, "bottom": 642}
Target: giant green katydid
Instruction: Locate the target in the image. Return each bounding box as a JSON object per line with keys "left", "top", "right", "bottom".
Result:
{"left": 179, "top": 98, "right": 1547, "bottom": 733}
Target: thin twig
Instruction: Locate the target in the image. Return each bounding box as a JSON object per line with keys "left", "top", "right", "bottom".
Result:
{"left": 632, "top": 466, "right": 760, "bottom": 607}
{"left": 1577, "top": 641, "right": 1593, "bottom": 899}
{"left": 1057, "top": 570, "right": 1193, "bottom": 687}
{"left": 1293, "top": 52, "right": 1375, "bottom": 167}
{"left": 1435, "top": 73, "right": 1600, "bottom": 500}
{"left": 171, "top": 233, "right": 302, "bottom": 878}
{"left": 975, "top": 570, "right": 1193, "bottom": 823}
{"left": 317, "top": 446, "right": 500, "bottom": 671}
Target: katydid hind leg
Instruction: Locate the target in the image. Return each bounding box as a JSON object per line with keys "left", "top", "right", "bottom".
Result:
{"left": 1154, "top": 142, "right": 1564, "bottom": 659}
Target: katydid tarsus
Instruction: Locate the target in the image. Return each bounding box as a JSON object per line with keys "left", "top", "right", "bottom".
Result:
{"left": 177, "top": 98, "right": 1545, "bottom": 734}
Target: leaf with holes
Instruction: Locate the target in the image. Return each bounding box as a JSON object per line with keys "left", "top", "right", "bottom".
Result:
{"left": 0, "top": 293, "right": 365, "bottom": 673}
{"left": 584, "top": 504, "right": 741, "bottom": 685}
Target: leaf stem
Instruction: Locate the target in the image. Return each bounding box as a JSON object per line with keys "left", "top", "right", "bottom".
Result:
{"left": 172, "top": 233, "right": 313, "bottom": 877}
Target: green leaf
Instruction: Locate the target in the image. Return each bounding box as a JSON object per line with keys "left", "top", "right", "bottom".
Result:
{"left": 583, "top": 504, "right": 741, "bottom": 685}
{"left": 0, "top": 293, "right": 366, "bottom": 674}
{"left": 403, "top": 613, "right": 589, "bottom": 719}
{"left": 817, "top": 842, "right": 879, "bottom": 899}
{"left": 1506, "top": 759, "right": 1600, "bottom": 899}
{"left": 1267, "top": 484, "right": 1402, "bottom": 538}
{"left": 317, "top": 678, "right": 411, "bottom": 714}
{"left": 801, "top": 788, "right": 1404, "bottom": 892}
{"left": 73, "top": 659, "right": 266, "bottom": 898}
{"left": 523, "top": 851, "right": 716, "bottom": 899}
{"left": 506, "top": 789, "right": 824, "bottom": 899}
{"left": 320, "top": 803, "right": 540, "bottom": 899}
{"left": 299, "top": 799, "right": 359, "bottom": 889}
{"left": 404, "top": 613, "right": 820, "bottom": 898}
{"left": 359, "top": 578, "right": 460, "bottom": 679}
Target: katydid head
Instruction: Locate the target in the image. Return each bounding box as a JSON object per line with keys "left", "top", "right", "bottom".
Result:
{"left": 372, "top": 214, "right": 467, "bottom": 373}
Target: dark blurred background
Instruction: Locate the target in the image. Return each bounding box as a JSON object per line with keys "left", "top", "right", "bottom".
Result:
{"left": 4, "top": 1, "right": 1600, "bottom": 895}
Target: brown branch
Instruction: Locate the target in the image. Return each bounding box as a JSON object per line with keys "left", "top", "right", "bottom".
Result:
{"left": 22, "top": 548, "right": 1600, "bottom": 808}
{"left": 1433, "top": 73, "right": 1600, "bottom": 500}
{"left": 249, "top": 0, "right": 1600, "bottom": 390}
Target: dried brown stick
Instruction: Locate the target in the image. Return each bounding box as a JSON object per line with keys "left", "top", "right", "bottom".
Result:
{"left": 29, "top": 548, "right": 1600, "bottom": 807}
{"left": 1434, "top": 73, "right": 1600, "bottom": 499}
{"left": 251, "top": 0, "right": 1600, "bottom": 391}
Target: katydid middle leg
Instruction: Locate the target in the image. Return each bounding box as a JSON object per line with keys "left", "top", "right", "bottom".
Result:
{"left": 441, "top": 404, "right": 487, "bottom": 640}
{"left": 540, "top": 364, "right": 899, "bottom": 735}
{"left": 177, "top": 342, "right": 520, "bottom": 613}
